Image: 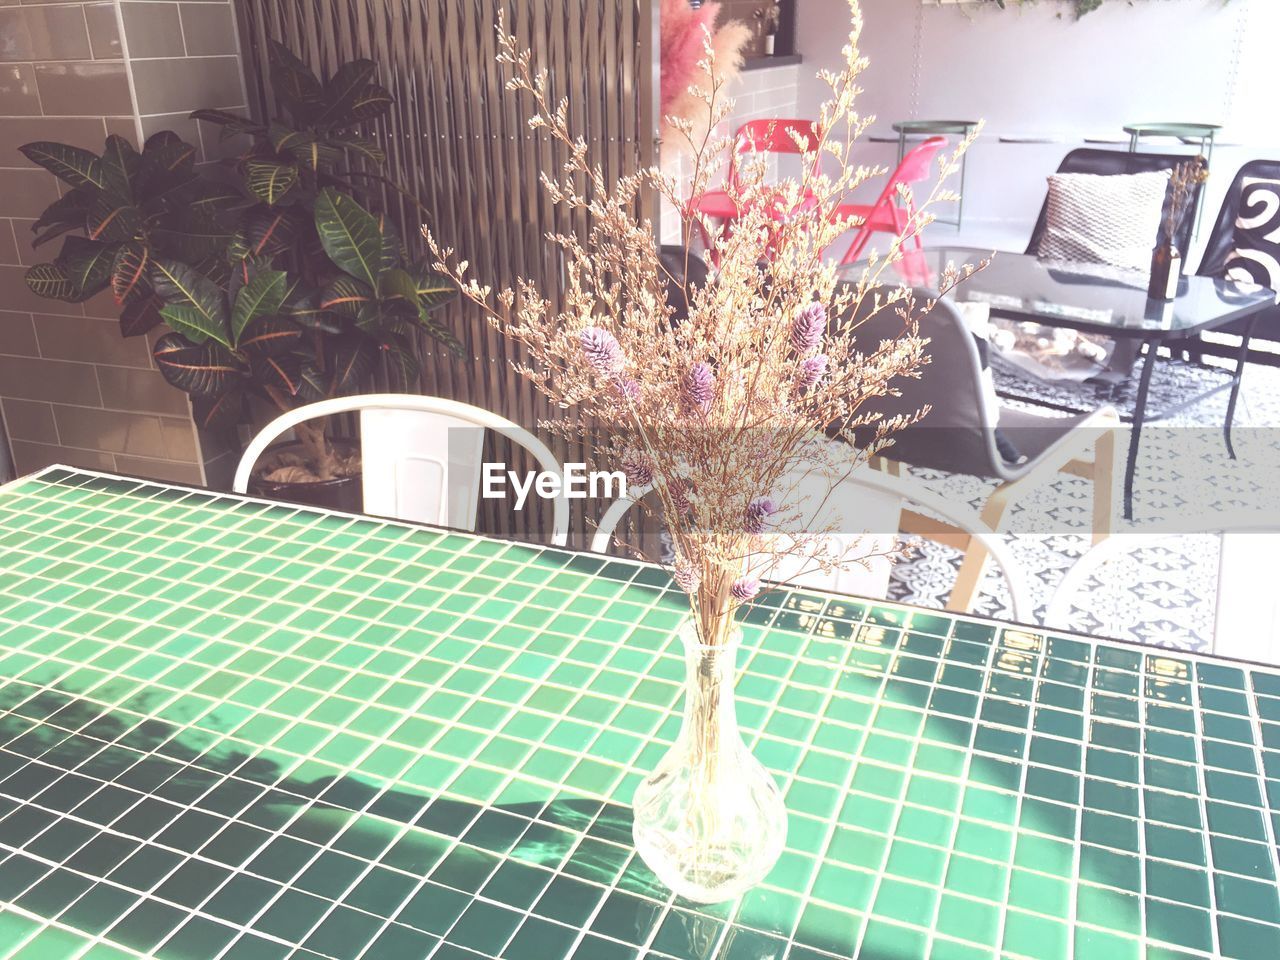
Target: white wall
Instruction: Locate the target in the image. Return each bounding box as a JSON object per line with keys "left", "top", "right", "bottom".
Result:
{"left": 794, "top": 0, "right": 1280, "bottom": 256}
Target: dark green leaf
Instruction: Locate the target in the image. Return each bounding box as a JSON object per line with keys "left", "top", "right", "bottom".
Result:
{"left": 154, "top": 332, "right": 244, "bottom": 397}
{"left": 25, "top": 263, "right": 75, "bottom": 301}
{"left": 149, "top": 258, "right": 229, "bottom": 341}
{"left": 119, "top": 295, "right": 164, "bottom": 338}
{"left": 193, "top": 389, "right": 246, "bottom": 431}
{"left": 297, "top": 361, "right": 328, "bottom": 402}
{"left": 57, "top": 235, "right": 116, "bottom": 300}
{"left": 327, "top": 334, "right": 376, "bottom": 394}
{"left": 252, "top": 352, "right": 304, "bottom": 396}
{"left": 230, "top": 269, "right": 287, "bottom": 345}
{"left": 355, "top": 300, "right": 385, "bottom": 333}
{"left": 319, "top": 275, "right": 374, "bottom": 316}
{"left": 160, "top": 303, "right": 221, "bottom": 346}
{"left": 409, "top": 263, "right": 457, "bottom": 311}
{"left": 383, "top": 337, "right": 420, "bottom": 391}
{"left": 314, "top": 187, "right": 383, "bottom": 287}
{"left": 377, "top": 267, "right": 419, "bottom": 306}
{"left": 86, "top": 195, "right": 142, "bottom": 242}
{"left": 347, "top": 83, "right": 393, "bottom": 122}
{"left": 32, "top": 188, "right": 90, "bottom": 236}
{"left": 150, "top": 216, "right": 234, "bottom": 261}
{"left": 178, "top": 180, "right": 245, "bottom": 218}
{"left": 100, "top": 135, "right": 143, "bottom": 200}
{"left": 314, "top": 59, "right": 377, "bottom": 128}
{"left": 244, "top": 159, "right": 299, "bottom": 205}
{"left": 190, "top": 109, "right": 264, "bottom": 136}
{"left": 140, "top": 131, "right": 197, "bottom": 188}
{"left": 238, "top": 318, "right": 303, "bottom": 359}
{"left": 110, "top": 242, "right": 149, "bottom": 304}
{"left": 282, "top": 295, "right": 343, "bottom": 333}
{"left": 268, "top": 41, "right": 324, "bottom": 123}
{"left": 417, "top": 310, "right": 464, "bottom": 356}
{"left": 19, "top": 141, "right": 104, "bottom": 190}
{"left": 325, "top": 136, "right": 385, "bottom": 166}
{"left": 241, "top": 208, "right": 299, "bottom": 259}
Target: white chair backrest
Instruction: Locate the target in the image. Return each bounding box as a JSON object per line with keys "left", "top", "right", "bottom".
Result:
{"left": 232, "top": 394, "right": 569, "bottom": 546}
{"left": 591, "top": 469, "right": 1033, "bottom": 623}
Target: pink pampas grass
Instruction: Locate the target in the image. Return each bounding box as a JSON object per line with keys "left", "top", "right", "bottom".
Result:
{"left": 659, "top": 0, "right": 749, "bottom": 167}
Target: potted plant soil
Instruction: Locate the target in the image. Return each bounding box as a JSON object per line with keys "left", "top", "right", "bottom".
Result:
{"left": 20, "top": 41, "right": 460, "bottom": 510}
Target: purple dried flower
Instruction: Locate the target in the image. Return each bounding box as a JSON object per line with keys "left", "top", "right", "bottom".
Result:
{"left": 798, "top": 354, "right": 829, "bottom": 393}
{"left": 620, "top": 453, "right": 653, "bottom": 487}
{"left": 682, "top": 362, "right": 714, "bottom": 414}
{"left": 669, "top": 479, "right": 692, "bottom": 515}
{"left": 730, "top": 577, "right": 761, "bottom": 602}
{"left": 744, "top": 497, "right": 778, "bottom": 535}
{"left": 673, "top": 557, "right": 700, "bottom": 594}
{"left": 791, "top": 302, "right": 827, "bottom": 355}
{"left": 579, "top": 326, "right": 623, "bottom": 375}
{"left": 615, "top": 377, "right": 640, "bottom": 401}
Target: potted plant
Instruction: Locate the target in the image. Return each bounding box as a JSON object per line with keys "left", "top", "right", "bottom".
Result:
{"left": 20, "top": 41, "right": 459, "bottom": 509}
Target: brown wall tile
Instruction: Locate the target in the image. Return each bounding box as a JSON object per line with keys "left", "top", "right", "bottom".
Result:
{"left": 0, "top": 266, "right": 81, "bottom": 314}
{"left": 0, "top": 168, "right": 61, "bottom": 218}
{"left": 0, "top": 5, "right": 91, "bottom": 62}
{"left": 103, "top": 116, "right": 138, "bottom": 143}
{"left": 10, "top": 219, "right": 39, "bottom": 266}
{"left": 97, "top": 365, "right": 188, "bottom": 416}
{"left": 0, "top": 310, "right": 38, "bottom": 355}
{"left": 114, "top": 454, "right": 202, "bottom": 484}
{"left": 84, "top": 2, "right": 121, "bottom": 59}
{"left": 179, "top": 2, "right": 237, "bottom": 57}
{"left": 201, "top": 447, "right": 234, "bottom": 489}
{"left": 1, "top": 397, "right": 55, "bottom": 441}
{"left": 54, "top": 405, "right": 195, "bottom": 459}
{"left": 9, "top": 439, "right": 114, "bottom": 475}
{"left": 130, "top": 54, "right": 240, "bottom": 115}
{"left": 120, "top": 1, "right": 183, "bottom": 58}
{"left": 2, "top": 117, "right": 108, "bottom": 166}
{"left": 0, "top": 355, "right": 101, "bottom": 405}
{"left": 34, "top": 61, "right": 132, "bottom": 116}
{"left": 0, "top": 220, "right": 16, "bottom": 265}
{"left": 34, "top": 313, "right": 150, "bottom": 367}
{"left": 0, "top": 63, "right": 40, "bottom": 115}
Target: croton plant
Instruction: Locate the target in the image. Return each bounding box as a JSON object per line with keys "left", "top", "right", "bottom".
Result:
{"left": 20, "top": 41, "right": 459, "bottom": 482}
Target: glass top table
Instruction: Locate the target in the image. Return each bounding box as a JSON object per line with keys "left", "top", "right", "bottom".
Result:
{"left": 1, "top": 468, "right": 1278, "bottom": 960}
{"left": 838, "top": 247, "right": 1276, "bottom": 521}
{"left": 841, "top": 246, "right": 1273, "bottom": 341}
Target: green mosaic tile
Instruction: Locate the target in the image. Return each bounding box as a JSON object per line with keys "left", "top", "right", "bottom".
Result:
{"left": 0, "top": 468, "right": 1278, "bottom": 960}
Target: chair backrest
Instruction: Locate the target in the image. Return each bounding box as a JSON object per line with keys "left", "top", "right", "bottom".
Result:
{"left": 1024, "top": 147, "right": 1203, "bottom": 255}
{"left": 232, "top": 394, "right": 570, "bottom": 545}
{"left": 731, "top": 118, "right": 821, "bottom": 191}
{"left": 844, "top": 288, "right": 1004, "bottom": 479}
{"left": 858, "top": 136, "right": 948, "bottom": 219}
{"left": 1197, "top": 158, "right": 1280, "bottom": 278}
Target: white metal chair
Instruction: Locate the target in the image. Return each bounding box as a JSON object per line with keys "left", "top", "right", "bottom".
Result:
{"left": 592, "top": 469, "right": 1034, "bottom": 624}
{"left": 232, "top": 394, "right": 570, "bottom": 546}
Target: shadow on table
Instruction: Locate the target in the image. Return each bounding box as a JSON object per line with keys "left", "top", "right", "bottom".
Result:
{"left": 0, "top": 682, "right": 701, "bottom": 960}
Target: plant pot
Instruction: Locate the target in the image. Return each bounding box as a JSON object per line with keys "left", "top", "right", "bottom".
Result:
{"left": 247, "top": 439, "right": 364, "bottom": 514}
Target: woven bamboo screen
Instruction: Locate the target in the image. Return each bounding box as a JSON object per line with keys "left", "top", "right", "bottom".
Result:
{"left": 233, "top": 0, "right": 657, "bottom": 545}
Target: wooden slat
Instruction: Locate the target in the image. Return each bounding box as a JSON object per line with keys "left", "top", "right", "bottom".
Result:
{"left": 232, "top": 0, "right": 655, "bottom": 545}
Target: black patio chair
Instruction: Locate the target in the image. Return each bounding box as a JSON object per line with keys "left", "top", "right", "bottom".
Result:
{"left": 1176, "top": 159, "right": 1280, "bottom": 366}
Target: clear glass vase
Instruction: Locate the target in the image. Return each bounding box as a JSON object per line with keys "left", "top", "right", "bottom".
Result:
{"left": 631, "top": 619, "right": 787, "bottom": 902}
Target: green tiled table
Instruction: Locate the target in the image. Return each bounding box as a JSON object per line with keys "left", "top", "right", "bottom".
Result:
{"left": 1, "top": 468, "right": 1278, "bottom": 960}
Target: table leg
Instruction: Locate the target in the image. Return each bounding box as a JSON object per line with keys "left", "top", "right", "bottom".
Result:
{"left": 1123, "top": 339, "right": 1159, "bottom": 521}
{"left": 1224, "top": 315, "right": 1257, "bottom": 460}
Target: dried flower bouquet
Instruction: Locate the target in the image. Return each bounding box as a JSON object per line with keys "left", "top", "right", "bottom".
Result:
{"left": 426, "top": 0, "right": 977, "bottom": 650}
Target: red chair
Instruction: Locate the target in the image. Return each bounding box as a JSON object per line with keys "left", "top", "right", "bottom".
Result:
{"left": 837, "top": 135, "right": 948, "bottom": 265}
{"left": 690, "top": 119, "right": 827, "bottom": 259}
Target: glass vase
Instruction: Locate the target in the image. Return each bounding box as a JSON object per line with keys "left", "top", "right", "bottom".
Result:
{"left": 1148, "top": 242, "right": 1182, "bottom": 301}
{"left": 631, "top": 618, "right": 787, "bottom": 903}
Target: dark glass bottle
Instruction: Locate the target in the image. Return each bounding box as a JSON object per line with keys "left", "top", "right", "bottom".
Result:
{"left": 1148, "top": 243, "right": 1181, "bottom": 301}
